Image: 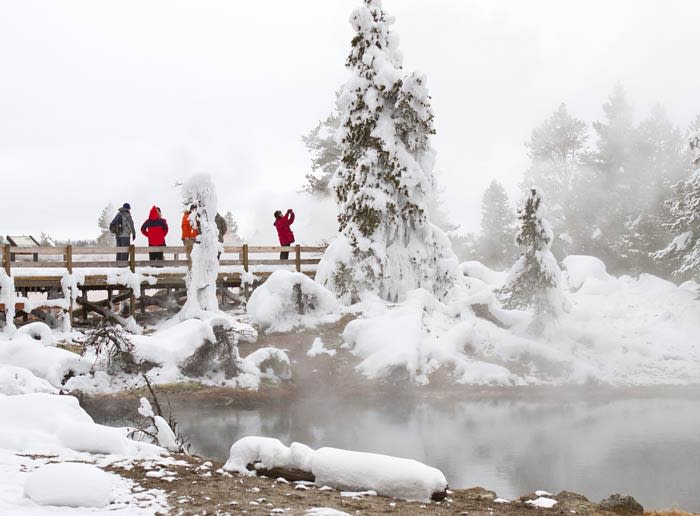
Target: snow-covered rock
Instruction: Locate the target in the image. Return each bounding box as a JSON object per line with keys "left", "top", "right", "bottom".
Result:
{"left": 24, "top": 463, "right": 116, "bottom": 508}
{"left": 247, "top": 270, "right": 340, "bottom": 332}
{"left": 223, "top": 436, "right": 292, "bottom": 474}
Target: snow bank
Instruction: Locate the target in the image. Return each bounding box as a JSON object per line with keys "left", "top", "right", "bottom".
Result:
{"left": 460, "top": 261, "right": 507, "bottom": 287}
{"left": 562, "top": 255, "right": 610, "bottom": 289}
{"left": 339, "top": 259, "right": 700, "bottom": 386}
{"left": 24, "top": 463, "right": 116, "bottom": 508}
{"left": 223, "top": 436, "right": 446, "bottom": 502}
{"left": 0, "top": 335, "right": 90, "bottom": 388}
{"left": 311, "top": 447, "right": 447, "bottom": 502}
{"left": 14, "top": 322, "right": 57, "bottom": 346}
{"left": 0, "top": 365, "right": 57, "bottom": 395}
{"left": 247, "top": 270, "right": 340, "bottom": 332}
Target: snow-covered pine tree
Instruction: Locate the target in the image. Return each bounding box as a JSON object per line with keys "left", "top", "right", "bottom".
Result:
{"left": 477, "top": 180, "right": 516, "bottom": 269}
{"left": 97, "top": 203, "right": 116, "bottom": 246}
{"left": 499, "top": 188, "right": 564, "bottom": 316}
{"left": 302, "top": 92, "right": 342, "bottom": 196}
{"left": 178, "top": 174, "right": 221, "bottom": 318}
{"left": 654, "top": 130, "right": 700, "bottom": 280}
{"left": 316, "top": 0, "right": 461, "bottom": 303}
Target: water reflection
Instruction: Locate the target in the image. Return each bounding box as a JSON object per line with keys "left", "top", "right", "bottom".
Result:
{"left": 92, "top": 395, "right": 700, "bottom": 510}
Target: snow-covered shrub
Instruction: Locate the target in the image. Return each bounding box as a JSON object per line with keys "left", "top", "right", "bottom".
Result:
{"left": 78, "top": 322, "right": 140, "bottom": 375}
{"left": 179, "top": 173, "right": 221, "bottom": 319}
{"left": 247, "top": 270, "right": 340, "bottom": 332}
{"left": 129, "top": 396, "right": 184, "bottom": 453}
{"left": 316, "top": 0, "right": 461, "bottom": 303}
{"left": 499, "top": 188, "right": 565, "bottom": 316}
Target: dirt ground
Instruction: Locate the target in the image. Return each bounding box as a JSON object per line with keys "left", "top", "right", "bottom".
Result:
{"left": 107, "top": 452, "right": 662, "bottom": 516}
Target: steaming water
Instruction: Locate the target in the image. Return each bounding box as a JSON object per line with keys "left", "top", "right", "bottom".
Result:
{"left": 90, "top": 392, "right": 700, "bottom": 510}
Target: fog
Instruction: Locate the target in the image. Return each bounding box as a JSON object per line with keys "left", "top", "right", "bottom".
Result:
{"left": 1, "top": 0, "right": 699, "bottom": 242}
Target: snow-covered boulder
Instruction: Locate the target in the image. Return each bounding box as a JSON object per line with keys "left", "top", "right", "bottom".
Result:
{"left": 24, "top": 463, "right": 116, "bottom": 508}
{"left": 311, "top": 447, "right": 447, "bottom": 502}
{"left": 0, "top": 365, "right": 57, "bottom": 395}
{"left": 562, "top": 255, "right": 611, "bottom": 290}
{"left": 247, "top": 270, "right": 340, "bottom": 332}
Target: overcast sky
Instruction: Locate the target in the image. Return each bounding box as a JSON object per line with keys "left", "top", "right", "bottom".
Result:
{"left": 1, "top": 0, "right": 699, "bottom": 243}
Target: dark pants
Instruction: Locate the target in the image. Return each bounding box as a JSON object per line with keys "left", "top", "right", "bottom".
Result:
{"left": 116, "top": 237, "right": 130, "bottom": 262}
{"left": 280, "top": 242, "right": 293, "bottom": 260}
{"left": 149, "top": 251, "right": 164, "bottom": 261}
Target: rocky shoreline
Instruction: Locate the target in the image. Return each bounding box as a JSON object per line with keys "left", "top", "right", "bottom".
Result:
{"left": 105, "top": 452, "right": 682, "bottom": 516}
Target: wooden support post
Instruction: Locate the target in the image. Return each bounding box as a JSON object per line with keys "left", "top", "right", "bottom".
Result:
{"left": 140, "top": 285, "right": 146, "bottom": 314}
{"left": 128, "top": 245, "right": 136, "bottom": 316}
{"left": 2, "top": 245, "right": 10, "bottom": 276}
{"left": 295, "top": 244, "right": 301, "bottom": 272}
{"left": 81, "top": 288, "right": 88, "bottom": 322}
{"left": 242, "top": 244, "right": 250, "bottom": 299}
{"left": 65, "top": 245, "right": 73, "bottom": 274}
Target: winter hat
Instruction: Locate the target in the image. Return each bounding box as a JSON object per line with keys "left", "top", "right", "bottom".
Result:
{"left": 123, "top": 203, "right": 131, "bottom": 210}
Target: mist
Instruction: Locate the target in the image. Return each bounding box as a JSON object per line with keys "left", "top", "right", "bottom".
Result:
{"left": 1, "top": 0, "right": 699, "bottom": 242}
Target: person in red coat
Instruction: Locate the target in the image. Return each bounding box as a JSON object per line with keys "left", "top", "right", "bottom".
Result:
{"left": 274, "top": 209, "right": 295, "bottom": 260}
{"left": 141, "top": 206, "right": 169, "bottom": 262}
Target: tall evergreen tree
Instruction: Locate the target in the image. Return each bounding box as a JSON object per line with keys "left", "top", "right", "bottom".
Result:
{"left": 477, "top": 180, "right": 516, "bottom": 269}
{"left": 654, "top": 130, "right": 700, "bottom": 281}
{"left": 302, "top": 92, "right": 342, "bottom": 196}
{"left": 522, "top": 103, "right": 588, "bottom": 257}
{"left": 499, "top": 188, "right": 564, "bottom": 316}
{"left": 316, "top": 0, "right": 460, "bottom": 302}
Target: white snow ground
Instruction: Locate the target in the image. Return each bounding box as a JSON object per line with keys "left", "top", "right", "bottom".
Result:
{"left": 0, "top": 392, "right": 170, "bottom": 514}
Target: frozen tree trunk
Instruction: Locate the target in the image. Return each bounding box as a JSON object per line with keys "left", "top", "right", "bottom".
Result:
{"left": 179, "top": 173, "right": 222, "bottom": 319}
{"left": 0, "top": 271, "right": 17, "bottom": 335}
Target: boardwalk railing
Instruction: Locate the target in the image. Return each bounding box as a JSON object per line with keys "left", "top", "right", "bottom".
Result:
{"left": 2, "top": 244, "right": 325, "bottom": 276}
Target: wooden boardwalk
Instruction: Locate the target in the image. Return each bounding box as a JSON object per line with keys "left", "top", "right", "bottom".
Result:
{"left": 1, "top": 244, "right": 324, "bottom": 326}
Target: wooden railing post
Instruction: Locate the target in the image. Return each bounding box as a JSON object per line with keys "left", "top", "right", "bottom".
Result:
{"left": 128, "top": 245, "right": 136, "bottom": 273}
{"left": 242, "top": 244, "right": 249, "bottom": 272}
{"left": 65, "top": 245, "right": 73, "bottom": 274}
{"left": 128, "top": 245, "right": 136, "bottom": 315}
{"left": 2, "top": 245, "right": 10, "bottom": 276}
{"left": 295, "top": 244, "right": 301, "bottom": 272}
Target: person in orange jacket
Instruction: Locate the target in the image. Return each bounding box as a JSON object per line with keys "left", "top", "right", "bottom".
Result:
{"left": 181, "top": 204, "right": 199, "bottom": 262}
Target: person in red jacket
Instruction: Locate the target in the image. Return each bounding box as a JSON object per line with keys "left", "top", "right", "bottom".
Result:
{"left": 274, "top": 209, "right": 295, "bottom": 260}
{"left": 141, "top": 206, "right": 169, "bottom": 262}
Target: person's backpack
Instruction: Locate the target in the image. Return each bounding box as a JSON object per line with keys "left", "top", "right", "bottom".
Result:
{"left": 109, "top": 213, "right": 123, "bottom": 235}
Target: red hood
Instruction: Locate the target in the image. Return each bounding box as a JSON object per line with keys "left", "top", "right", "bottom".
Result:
{"left": 149, "top": 206, "right": 159, "bottom": 220}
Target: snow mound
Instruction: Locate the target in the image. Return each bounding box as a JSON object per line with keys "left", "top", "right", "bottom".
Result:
{"left": 311, "top": 447, "right": 447, "bottom": 502}
{"left": 24, "top": 462, "right": 116, "bottom": 508}
{"left": 562, "top": 255, "right": 610, "bottom": 289}
{"left": 307, "top": 337, "right": 336, "bottom": 357}
{"left": 0, "top": 365, "right": 57, "bottom": 395}
{"left": 14, "top": 322, "right": 57, "bottom": 346}
{"left": 0, "top": 335, "right": 91, "bottom": 387}
{"left": 247, "top": 270, "right": 341, "bottom": 332}
{"left": 460, "top": 261, "right": 507, "bottom": 287}
{"left": 57, "top": 421, "right": 129, "bottom": 455}
{"left": 223, "top": 436, "right": 446, "bottom": 502}
{"left": 306, "top": 509, "right": 351, "bottom": 516}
